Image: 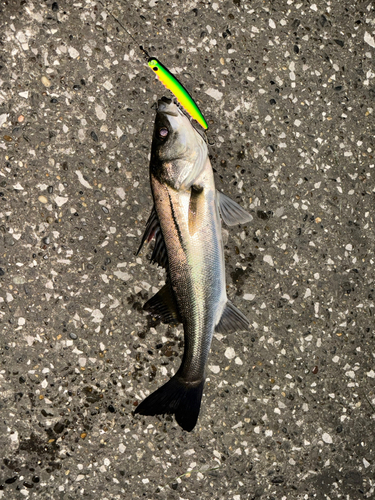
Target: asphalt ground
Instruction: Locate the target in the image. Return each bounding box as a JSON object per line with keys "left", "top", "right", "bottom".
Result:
{"left": 0, "top": 0, "right": 374, "bottom": 498}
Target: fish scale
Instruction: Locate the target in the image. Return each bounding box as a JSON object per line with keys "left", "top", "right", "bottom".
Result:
{"left": 153, "top": 181, "right": 222, "bottom": 381}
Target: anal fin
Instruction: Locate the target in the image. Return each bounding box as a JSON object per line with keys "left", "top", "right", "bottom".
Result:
{"left": 143, "top": 281, "right": 181, "bottom": 325}
{"left": 215, "top": 301, "right": 249, "bottom": 333}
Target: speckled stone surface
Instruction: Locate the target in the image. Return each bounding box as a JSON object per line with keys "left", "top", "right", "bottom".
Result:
{"left": 0, "top": 0, "right": 374, "bottom": 498}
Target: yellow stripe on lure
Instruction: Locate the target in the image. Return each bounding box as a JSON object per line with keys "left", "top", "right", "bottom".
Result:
{"left": 148, "top": 58, "right": 208, "bottom": 130}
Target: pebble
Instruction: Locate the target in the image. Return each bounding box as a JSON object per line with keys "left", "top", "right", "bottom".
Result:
{"left": 68, "top": 46, "right": 80, "bottom": 59}
{"left": 263, "top": 255, "right": 274, "bottom": 266}
{"left": 0, "top": 113, "right": 7, "bottom": 126}
{"left": 52, "top": 1, "right": 58, "bottom": 11}
{"left": 38, "top": 195, "right": 48, "bottom": 204}
{"left": 3, "top": 135, "right": 12, "bottom": 142}
{"left": 0, "top": 268, "right": 4, "bottom": 276}
{"left": 41, "top": 76, "right": 51, "bottom": 87}
{"left": 5, "top": 477, "right": 17, "bottom": 484}
{"left": 95, "top": 104, "right": 106, "bottom": 121}
{"left": 75, "top": 170, "right": 92, "bottom": 189}
{"left": 209, "top": 365, "right": 220, "bottom": 374}
{"left": 205, "top": 88, "right": 223, "bottom": 101}
{"left": 4, "top": 235, "right": 15, "bottom": 246}
{"left": 101, "top": 206, "right": 109, "bottom": 214}
{"left": 115, "top": 187, "right": 125, "bottom": 200}
{"left": 243, "top": 293, "right": 255, "bottom": 301}
{"left": 13, "top": 276, "right": 26, "bottom": 285}
{"left": 364, "top": 31, "right": 375, "bottom": 48}
{"left": 69, "top": 332, "right": 78, "bottom": 340}
{"left": 224, "top": 347, "right": 236, "bottom": 360}
{"left": 322, "top": 432, "right": 333, "bottom": 444}
{"left": 18, "top": 115, "right": 25, "bottom": 123}
{"left": 55, "top": 196, "right": 68, "bottom": 207}
{"left": 90, "top": 131, "right": 98, "bottom": 142}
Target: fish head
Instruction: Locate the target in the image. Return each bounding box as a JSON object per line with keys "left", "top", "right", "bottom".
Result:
{"left": 151, "top": 97, "right": 208, "bottom": 189}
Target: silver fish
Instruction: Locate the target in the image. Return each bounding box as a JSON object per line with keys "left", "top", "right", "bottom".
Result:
{"left": 134, "top": 97, "right": 252, "bottom": 431}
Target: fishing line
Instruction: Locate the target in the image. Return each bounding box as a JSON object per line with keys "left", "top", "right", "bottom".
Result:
{"left": 98, "top": 0, "right": 150, "bottom": 59}
{"left": 97, "top": 0, "right": 209, "bottom": 131}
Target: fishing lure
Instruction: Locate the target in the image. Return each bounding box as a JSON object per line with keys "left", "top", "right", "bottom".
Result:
{"left": 147, "top": 58, "right": 208, "bottom": 130}
{"left": 99, "top": 0, "right": 208, "bottom": 130}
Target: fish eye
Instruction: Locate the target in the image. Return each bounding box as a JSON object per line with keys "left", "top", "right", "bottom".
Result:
{"left": 159, "top": 127, "right": 169, "bottom": 138}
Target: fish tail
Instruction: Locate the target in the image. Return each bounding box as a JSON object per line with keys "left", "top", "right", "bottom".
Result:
{"left": 134, "top": 375, "right": 205, "bottom": 432}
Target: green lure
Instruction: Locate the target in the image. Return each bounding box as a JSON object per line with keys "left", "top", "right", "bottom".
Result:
{"left": 148, "top": 58, "right": 208, "bottom": 130}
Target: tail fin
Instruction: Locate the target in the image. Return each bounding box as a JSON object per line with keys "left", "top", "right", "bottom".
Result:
{"left": 134, "top": 376, "right": 205, "bottom": 432}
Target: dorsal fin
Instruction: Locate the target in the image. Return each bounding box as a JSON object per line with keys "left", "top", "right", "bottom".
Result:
{"left": 215, "top": 301, "right": 249, "bottom": 333}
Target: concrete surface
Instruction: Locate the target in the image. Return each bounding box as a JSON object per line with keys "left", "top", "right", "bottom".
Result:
{"left": 0, "top": 0, "right": 374, "bottom": 498}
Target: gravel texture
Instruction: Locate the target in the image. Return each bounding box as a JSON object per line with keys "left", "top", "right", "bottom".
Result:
{"left": 0, "top": 0, "right": 374, "bottom": 499}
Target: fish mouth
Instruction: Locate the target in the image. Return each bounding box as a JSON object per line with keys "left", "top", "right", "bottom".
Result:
{"left": 157, "top": 96, "right": 179, "bottom": 117}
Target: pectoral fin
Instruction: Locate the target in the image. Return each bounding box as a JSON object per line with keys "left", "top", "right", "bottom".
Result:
{"left": 143, "top": 281, "right": 181, "bottom": 325}
{"left": 217, "top": 191, "right": 253, "bottom": 226}
{"left": 137, "top": 206, "right": 168, "bottom": 269}
{"left": 215, "top": 301, "right": 249, "bottom": 333}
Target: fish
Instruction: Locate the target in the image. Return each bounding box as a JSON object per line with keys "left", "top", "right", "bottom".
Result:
{"left": 134, "top": 97, "right": 253, "bottom": 432}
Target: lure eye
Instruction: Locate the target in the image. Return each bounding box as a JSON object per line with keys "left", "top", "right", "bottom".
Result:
{"left": 159, "top": 127, "right": 169, "bottom": 138}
